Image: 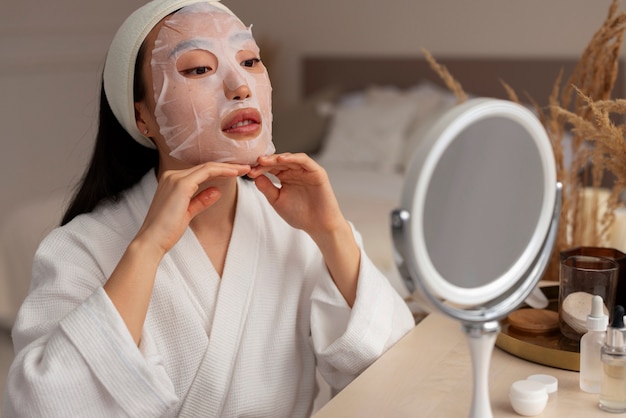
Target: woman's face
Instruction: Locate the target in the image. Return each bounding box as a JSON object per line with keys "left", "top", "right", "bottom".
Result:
{"left": 139, "top": 3, "right": 274, "bottom": 165}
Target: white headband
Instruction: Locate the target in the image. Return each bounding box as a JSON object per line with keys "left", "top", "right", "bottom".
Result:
{"left": 103, "top": 0, "right": 236, "bottom": 148}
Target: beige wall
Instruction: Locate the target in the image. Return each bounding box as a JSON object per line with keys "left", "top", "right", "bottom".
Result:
{"left": 227, "top": 0, "right": 619, "bottom": 107}
{"left": 1, "top": 0, "right": 146, "bottom": 221}
{"left": 0, "top": 0, "right": 620, "bottom": 222}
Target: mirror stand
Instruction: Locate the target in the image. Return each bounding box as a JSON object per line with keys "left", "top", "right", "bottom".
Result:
{"left": 463, "top": 321, "right": 499, "bottom": 418}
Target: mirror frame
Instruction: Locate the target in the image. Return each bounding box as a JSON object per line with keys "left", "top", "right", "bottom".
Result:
{"left": 392, "top": 98, "right": 561, "bottom": 324}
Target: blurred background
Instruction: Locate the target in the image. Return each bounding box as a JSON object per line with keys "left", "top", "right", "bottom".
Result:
{"left": 0, "top": 0, "right": 617, "bottom": 223}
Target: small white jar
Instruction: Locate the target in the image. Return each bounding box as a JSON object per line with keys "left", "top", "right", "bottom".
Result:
{"left": 509, "top": 380, "right": 549, "bottom": 416}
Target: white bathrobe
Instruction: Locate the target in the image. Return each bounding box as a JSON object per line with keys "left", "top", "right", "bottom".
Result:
{"left": 3, "top": 172, "right": 414, "bottom": 418}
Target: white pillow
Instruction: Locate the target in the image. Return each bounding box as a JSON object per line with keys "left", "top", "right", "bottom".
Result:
{"left": 317, "top": 87, "right": 420, "bottom": 173}
{"left": 399, "top": 93, "right": 458, "bottom": 172}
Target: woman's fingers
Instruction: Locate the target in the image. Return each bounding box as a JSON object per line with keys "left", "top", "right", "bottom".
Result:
{"left": 139, "top": 162, "right": 251, "bottom": 252}
{"left": 251, "top": 153, "right": 315, "bottom": 173}
{"left": 180, "top": 162, "right": 250, "bottom": 188}
{"left": 252, "top": 174, "right": 280, "bottom": 204}
{"left": 157, "top": 163, "right": 249, "bottom": 209}
{"left": 248, "top": 153, "right": 327, "bottom": 186}
{"left": 188, "top": 187, "right": 222, "bottom": 218}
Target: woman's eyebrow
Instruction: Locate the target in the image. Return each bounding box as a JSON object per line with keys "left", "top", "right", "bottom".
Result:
{"left": 229, "top": 31, "right": 254, "bottom": 44}
{"left": 169, "top": 39, "right": 214, "bottom": 57}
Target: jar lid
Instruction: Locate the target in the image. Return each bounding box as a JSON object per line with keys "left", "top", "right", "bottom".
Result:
{"left": 527, "top": 374, "right": 558, "bottom": 394}
{"left": 510, "top": 380, "right": 548, "bottom": 401}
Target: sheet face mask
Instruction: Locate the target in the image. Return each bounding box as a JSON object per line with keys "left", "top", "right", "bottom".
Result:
{"left": 150, "top": 3, "right": 274, "bottom": 165}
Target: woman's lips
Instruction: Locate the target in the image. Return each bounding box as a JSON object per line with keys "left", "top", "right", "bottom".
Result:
{"left": 222, "top": 108, "right": 262, "bottom": 139}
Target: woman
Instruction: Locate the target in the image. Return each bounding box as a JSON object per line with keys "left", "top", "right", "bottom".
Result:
{"left": 3, "top": 0, "right": 414, "bottom": 416}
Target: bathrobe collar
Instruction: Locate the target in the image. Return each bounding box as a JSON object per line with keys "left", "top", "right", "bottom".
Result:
{"left": 139, "top": 172, "right": 263, "bottom": 416}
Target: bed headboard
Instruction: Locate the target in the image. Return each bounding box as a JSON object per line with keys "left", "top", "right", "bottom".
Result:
{"left": 302, "top": 56, "right": 625, "bottom": 105}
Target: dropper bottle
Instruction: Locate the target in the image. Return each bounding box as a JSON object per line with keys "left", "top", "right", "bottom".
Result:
{"left": 580, "top": 295, "right": 608, "bottom": 393}
{"left": 599, "top": 305, "right": 626, "bottom": 413}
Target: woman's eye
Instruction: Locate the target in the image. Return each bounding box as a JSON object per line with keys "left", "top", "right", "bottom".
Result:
{"left": 181, "top": 66, "right": 212, "bottom": 77}
{"left": 241, "top": 58, "right": 261, "bottom": 68}
{"left": 176, "top": 49, "right": 217, "bottom": 77}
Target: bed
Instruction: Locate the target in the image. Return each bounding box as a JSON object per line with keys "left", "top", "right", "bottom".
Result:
{"left": 1, "top": 55, "right": 623, "bottom": 330}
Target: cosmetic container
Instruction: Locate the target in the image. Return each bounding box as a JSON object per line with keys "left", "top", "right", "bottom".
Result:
{"left": 580, "top": 295, "right": 608, "bottom": 393}
{"left": 599, "top": 305, "right": 626, "bottom": 413}
{"left": 509, "top": 380, "right": 548, "bottom": 416}
{"left": 509, "top": 375, "right": 557, "bottom": 416}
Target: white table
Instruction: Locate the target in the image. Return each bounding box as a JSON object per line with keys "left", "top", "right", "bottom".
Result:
{"left": 314, "top": 313, "right": 620, "bottom": 417}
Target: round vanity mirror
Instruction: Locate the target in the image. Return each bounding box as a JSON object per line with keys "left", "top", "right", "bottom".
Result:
{"left": 391, "top": 98, "right": 561, "bottom": 418}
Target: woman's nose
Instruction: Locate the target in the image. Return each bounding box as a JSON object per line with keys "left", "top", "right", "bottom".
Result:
{"left": 224, "top": 81, "right": 251, "bottom": 101}
{"left": 223, "top": 67, "right": 251, "bottom": 101}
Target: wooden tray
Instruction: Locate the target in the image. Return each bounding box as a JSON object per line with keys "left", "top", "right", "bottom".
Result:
{"left": 496, "top": 285, "right": 580, "bottom": 371}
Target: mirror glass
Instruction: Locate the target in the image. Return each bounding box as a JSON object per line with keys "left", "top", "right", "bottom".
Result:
{"left": 424, "top": 117, "right": 543, "bottom": 288}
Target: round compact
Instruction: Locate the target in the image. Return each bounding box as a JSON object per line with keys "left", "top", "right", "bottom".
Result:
{"left": 507, "top": 309, "right": 560, "bottom": 335}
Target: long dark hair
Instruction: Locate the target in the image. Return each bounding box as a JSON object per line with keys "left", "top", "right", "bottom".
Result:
{"left": 61, "top": 45, "right": 158, "bottom": 226}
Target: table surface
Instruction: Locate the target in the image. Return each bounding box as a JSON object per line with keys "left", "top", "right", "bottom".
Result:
{"left": 313, "top": 313, "right": 624, "bottom": 417}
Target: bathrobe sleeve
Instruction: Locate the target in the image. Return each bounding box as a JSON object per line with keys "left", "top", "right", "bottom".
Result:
{"left": 309, "top": 226, "right": 415, "bottom": 390}
{"left": 3, "top": 227, "right": 178, "bottom": 418}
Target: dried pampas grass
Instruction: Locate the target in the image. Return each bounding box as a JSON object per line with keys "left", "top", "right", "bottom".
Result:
{"left": 422, "top": 48, "right": 468, "bottom": 104}
{"left": 542, "top": 0, "right": 626, "bottom": 280}
{"left": 424, "top": 0, "right": 626, "bottom": 281}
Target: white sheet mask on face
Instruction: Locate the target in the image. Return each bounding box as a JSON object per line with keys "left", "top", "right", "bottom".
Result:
{"left": 150, "top": 3, "right": 274, "bottom": 165}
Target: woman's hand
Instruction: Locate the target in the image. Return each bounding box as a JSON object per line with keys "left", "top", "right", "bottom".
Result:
{"left": 135, "top": 162, "right": 251, "bottom": 257}
{"left": 105, "top": 162, "right": 249, "bottom": 344}
{"left": 248, "top": 153, "right": 360, "bottom": 306}
{"left": 247, "top": 153, "right": 343, "bottom": 238}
